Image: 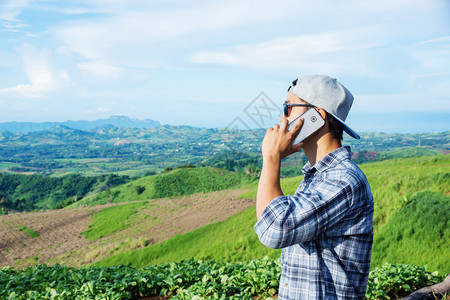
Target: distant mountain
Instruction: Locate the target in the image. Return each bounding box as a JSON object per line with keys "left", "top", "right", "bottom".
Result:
{"left": 0, "top": 116, "right": 161, "bottom": 133}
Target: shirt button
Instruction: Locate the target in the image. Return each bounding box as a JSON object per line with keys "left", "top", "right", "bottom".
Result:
{"left": 284, "top": 283, "right": 288, "bottom": 287}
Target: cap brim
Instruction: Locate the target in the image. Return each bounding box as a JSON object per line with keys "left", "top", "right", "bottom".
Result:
{"left": 330, "top": 113, "right": 360, "bottom": 140}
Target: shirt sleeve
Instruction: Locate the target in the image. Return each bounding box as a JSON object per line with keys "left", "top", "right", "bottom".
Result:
{"left": 254, "top": 178, "right": 352, "bottom": 249}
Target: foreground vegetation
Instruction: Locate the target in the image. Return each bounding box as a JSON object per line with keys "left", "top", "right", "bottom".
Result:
{"left": 1, "top": 259, "right": 445, "bottom": 299}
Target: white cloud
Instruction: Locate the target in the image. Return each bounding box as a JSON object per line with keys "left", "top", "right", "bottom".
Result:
{"left": 48, "top": 0, "right": 299, "bottom": 68}
{"left": 409, "top": 36, "right": 450, "bottom": 80}
{"left": 191, "top": 28, "right": 385, "bottom": 75}
{"left": 0, "top": 0, "right": 32, "bottom": 21}
{"left": 0, "top": 21, "right": 27, "bottom": 32}
{"left": 78, "top": 61, "right": 122, "bottom": 78}
{"left": 416, "top": 36, "right": 450, "bottom": 45}
{"left": 0, "top": 44, "right": 68, "bottom": 98}
{"left": 47, "top": 0, "right": 446, "bottom": 74}
{"left": 0, "top": 0, "right": 33, "bottom": 34}
{"left": 1, "top": 0, "right": 449, "bottom": 124}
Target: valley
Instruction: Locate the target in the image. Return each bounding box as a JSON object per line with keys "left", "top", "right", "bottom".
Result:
{"left": 0, "top": 125, "right": 448, "bottom": 299}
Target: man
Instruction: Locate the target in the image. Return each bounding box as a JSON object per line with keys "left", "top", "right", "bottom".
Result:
{"left": 254, "top": 75, "right": 374, "bottom": 299}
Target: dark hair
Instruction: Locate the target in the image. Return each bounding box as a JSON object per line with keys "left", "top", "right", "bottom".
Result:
{"left": 326, "top": 113, "right": 344, "bottom": 140}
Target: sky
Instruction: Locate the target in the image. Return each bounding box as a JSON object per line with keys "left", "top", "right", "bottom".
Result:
{"left": 0, "top": 0, "right": 449, "bottom": 133}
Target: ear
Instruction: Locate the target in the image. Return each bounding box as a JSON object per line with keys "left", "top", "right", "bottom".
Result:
{"left": 315, "top": 107, "right": 327, "bottom": 120}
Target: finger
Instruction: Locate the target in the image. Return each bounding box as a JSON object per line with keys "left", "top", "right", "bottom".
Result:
{"left": 279, "top": 115, "right": 288, "bottom": 131}
{"left": 273, "top": 123, "right": 280, "bottom": 131}
{"left": 291, "top": 142, "right": 303, "bottom": 153}
{"left": 291, "top": 117, "right": 304, "bottom": 135}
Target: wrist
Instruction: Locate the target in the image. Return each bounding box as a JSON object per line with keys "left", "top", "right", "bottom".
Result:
{"left": 262, "top": 152, "right": 281, "bottom": 164}
{"left": 262, "top": 154, "right": 281, "bottom": 173}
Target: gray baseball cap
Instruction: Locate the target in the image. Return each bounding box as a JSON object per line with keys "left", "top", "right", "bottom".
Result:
{"left": 288, "top": 74, "right": 360, "bottom": 139}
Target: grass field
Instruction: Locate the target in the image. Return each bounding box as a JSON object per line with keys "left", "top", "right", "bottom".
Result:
{"left": 95, "top": 206, "right": 279, "bottom": 268}
{"left": 72, "top": 167, "right": 256, "bottom": 207}
{"left": 95, "top": 155, "right": 450, "bottom": 274}
{"left": 371, "top": 191, "right": 449, "bottom": 272}
{"left": 82, "top": 201, "right": 151, "bottom": 240}
{"left": 361, "top": 155, "right": 449, "bottom": 232}
{"left": 378, "top": 147, "right": 442, "bottom": 159}
{"left": 241, "top": 155, "right": 449, "bottom": 233}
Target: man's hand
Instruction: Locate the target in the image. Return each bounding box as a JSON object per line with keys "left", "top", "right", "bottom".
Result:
{"left": 262, "top": 116, "right": 304, "bottom": 161}
{"left": 256, "top": 116, "right": 304, "bottom": 219}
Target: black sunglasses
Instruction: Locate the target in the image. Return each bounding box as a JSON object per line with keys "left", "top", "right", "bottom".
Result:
{"left": 283, "top": 103, "right": 314, "bottom": 117}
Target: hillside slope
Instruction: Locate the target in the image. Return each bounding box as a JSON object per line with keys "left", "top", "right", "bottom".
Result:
{"left": 95, "top": 206, "right": 278, "bottom": 268}
{"left": 371, "top": 191, "right": 449, "bottom": 272}
{"left": 1, "top": 155, "right": 448, "bottom": 273}
{"left": 0, "top": 188, "right": 254, "bottom": 268}
{"left": 96, "top": 155, "right": 450, "bottom": 273}
{"left": 72, "top": 167, "right": 255, "bottom": 207}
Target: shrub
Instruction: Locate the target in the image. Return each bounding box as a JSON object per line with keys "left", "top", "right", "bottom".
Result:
{"left": 365, "top": 262, "right": 445, "bottom": 299}
{"left": 135, "top": 185, "right": 146, "bottom": 195}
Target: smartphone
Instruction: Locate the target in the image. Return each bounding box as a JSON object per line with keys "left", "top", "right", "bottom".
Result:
{"left": 288, "top": 108, "right": 325, "bottom": 145}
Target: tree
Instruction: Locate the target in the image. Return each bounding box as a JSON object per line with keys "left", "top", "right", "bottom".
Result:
{"left": 135, "top": 185, "right": 146, "bottom": 195}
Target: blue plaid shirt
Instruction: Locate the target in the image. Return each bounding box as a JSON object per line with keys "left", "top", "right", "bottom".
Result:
{"left": 255, "top": 146, "right": 373, "bottom": 300}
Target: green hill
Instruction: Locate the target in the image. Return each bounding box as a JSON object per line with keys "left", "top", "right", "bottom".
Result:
{"left": 0, "top": 173, "right": 131, "bottom": 211}
{"left": 73, "top": 167, "right": 255, "bottom": 206}
{"left": 242, "top": 155, "right": 449, "bottom": 232}
{"left": 377, "top": 146, "right": 442, "bottom": 160}
{"left": 94, "top": 155, "right": 450, "bottom": 274}
{"left": 361, "top": 155, "right": 449, "bottom": 231}
{"left": 371, "top": 191, "right": 449, "bottom": 272}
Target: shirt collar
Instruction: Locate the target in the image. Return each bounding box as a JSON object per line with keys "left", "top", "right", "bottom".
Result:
{"left": 302, "top": 146, "right": 352, "bottom": 176}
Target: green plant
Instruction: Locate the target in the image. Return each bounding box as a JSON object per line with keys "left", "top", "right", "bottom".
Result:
{"left": 135, "top": 185, "right": 146, "bottom": 195}
{"left": 19, "top": 226, "right": 40, "bottom": 238}
{"left": 0, "top": 258, "right": 280, "bottom": 299}
{"left": 0, "top": 260, "right": 445, "bottom": 299}
{"left": 365, "top": 262, "right": 445, "bottom": 299}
